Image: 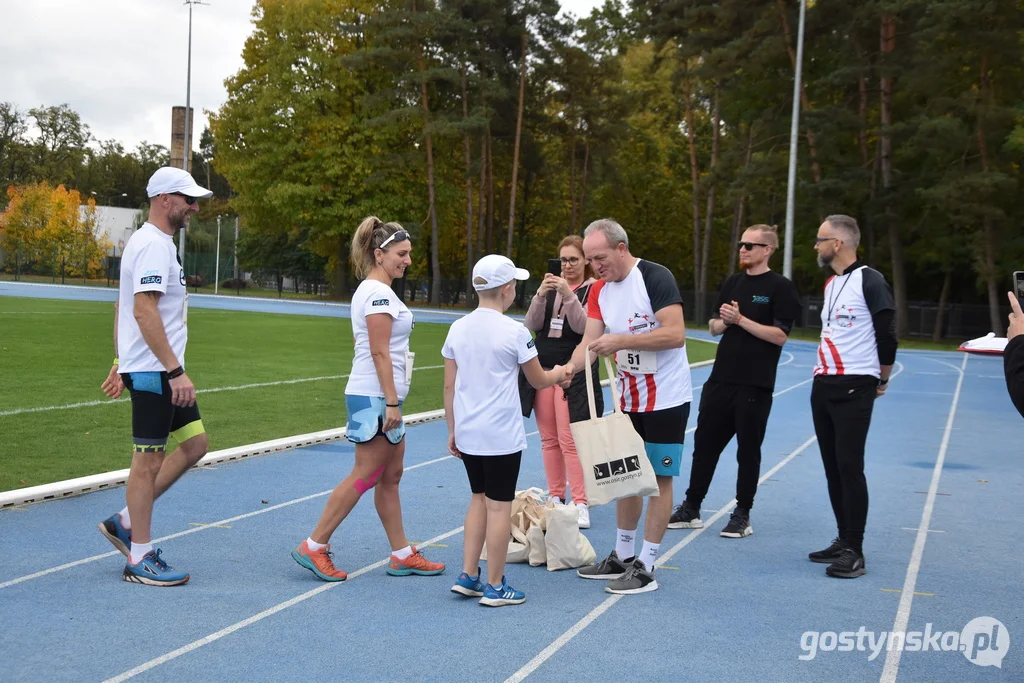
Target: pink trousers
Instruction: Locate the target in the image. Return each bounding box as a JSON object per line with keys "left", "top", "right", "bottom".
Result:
{"left": 534, "top": 384, "right": 587, "bottom": 504}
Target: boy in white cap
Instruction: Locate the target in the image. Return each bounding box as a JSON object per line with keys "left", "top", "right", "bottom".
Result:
{"left": 443, "top": 254, "right": 573, "bottom": 606}
{"left": 98, "top": 167, "right": 213, "bottom": 586}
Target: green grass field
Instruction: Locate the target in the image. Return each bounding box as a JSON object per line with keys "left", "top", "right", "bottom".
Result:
{"left": 0, "top": 296, "right": 718, "bottom": 492}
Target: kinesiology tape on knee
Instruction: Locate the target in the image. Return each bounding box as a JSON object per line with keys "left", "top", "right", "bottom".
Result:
{"left": 354, "top": 464, "right": 386, "bottom": 495}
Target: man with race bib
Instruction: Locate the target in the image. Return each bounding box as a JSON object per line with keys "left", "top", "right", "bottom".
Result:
{"left": 568, "top": 219, "right": 692, "bottom": 595}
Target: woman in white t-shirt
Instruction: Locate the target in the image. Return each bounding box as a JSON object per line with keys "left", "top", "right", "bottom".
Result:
{"left": 291, "top": 217, "right": 444, "bottom": 582}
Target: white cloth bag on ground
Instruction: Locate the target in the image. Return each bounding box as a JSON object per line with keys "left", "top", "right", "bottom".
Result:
{"left": 544, "top": 503, "right": 597, "bottom": 570}
{"left": 480, "top": 487, "right": 542, "bottom": 564}
{"left": 570, "top": 347, "right": 659, "bottom": 507}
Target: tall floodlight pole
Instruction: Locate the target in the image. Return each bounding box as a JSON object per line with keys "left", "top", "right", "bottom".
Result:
{"left": 179, "top": 0, "right": 209, "bottom": 264}
{"left": 782, "top": 0, "right": 807, "bottom": 280}
{"left": 215, "top": 214, "right": 222, "bottom": 294}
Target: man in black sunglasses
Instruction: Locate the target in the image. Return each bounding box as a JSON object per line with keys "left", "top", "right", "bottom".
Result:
{"left": 670, "top": 224, "right": 801, "bottom": 540}
{"left": 97, "top": 167, "right": 213, "bottom": 586}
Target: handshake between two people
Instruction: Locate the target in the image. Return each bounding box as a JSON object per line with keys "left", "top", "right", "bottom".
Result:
{"left": 554, "top": 334, "right": 624, "bottom": 389}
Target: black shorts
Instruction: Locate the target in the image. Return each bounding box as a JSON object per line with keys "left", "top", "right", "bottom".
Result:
{"left": 121, "top": 372, "right": 205, "bottom": 453}
{"left": 461, "top": 452, "right": 522, "bottom": 502}
{"left": 627, "top": 403, "right": 690, "bottom": 476}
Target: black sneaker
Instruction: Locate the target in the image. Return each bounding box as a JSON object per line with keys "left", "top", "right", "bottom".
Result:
{"left": 577, "top": 549, "right": 632, "bottom": 580}
{"left": 720, "top": 508, "right": 752, "bottom": 538}
{"left": 808, "top": 537, "right": 845, "bottom": 564}
{"left": 605, "top": 558, "right": 658, "bottom": 595}
{"left": 667, "top": 501, "right": 703, "bottom": 529}
{"left": 825, "top": 547, "right": 866, "bottom": 578}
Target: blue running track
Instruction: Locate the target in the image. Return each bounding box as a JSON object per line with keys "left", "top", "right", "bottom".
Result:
{"left": 1, "top": 282, "right": 1020, "bottom": 682}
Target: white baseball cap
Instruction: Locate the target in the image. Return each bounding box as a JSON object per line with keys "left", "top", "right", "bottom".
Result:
{"left": 146, "top": 166, "right": 213, "bottom": 199}
{"left": 472, "top": 254, "right": 530, "bottom": 291}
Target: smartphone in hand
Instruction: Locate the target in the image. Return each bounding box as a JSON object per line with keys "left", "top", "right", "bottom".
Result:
{"left": 548, "top": 258, "right": 562, "bottom": 277}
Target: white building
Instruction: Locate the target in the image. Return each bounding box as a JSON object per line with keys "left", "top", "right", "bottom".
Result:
{"left": 87, "top": 205, "right": 144, "bottom": 256}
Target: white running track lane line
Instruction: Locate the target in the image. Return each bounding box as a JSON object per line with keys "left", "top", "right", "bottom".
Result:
{"left": 0, "top": 455, "right": 454, "bottom": 590}
{"left": 504, "top": 434, "right": 821, "bottom": 683}
{"left": 0, "top": 365, "right": 446, "bottom": 417}
{"left": 879, "top": 353, "right": 968, "bottom": 683}
{"left": 101, "top": 522, "right": 468, "bottom": 682}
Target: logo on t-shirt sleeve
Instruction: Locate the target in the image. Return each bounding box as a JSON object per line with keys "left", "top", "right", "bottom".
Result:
{"left": 371, "top": 298, "right": 390, "bottom": 307}
{"left": 140, "top": 269, "right": 162, "bottom": 285}
{"left": 526, "top": 339, "right": 536, "bottom": 349}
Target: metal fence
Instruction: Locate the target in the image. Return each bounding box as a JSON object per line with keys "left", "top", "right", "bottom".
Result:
{"left": 5, "top": 248, "right": 1006, "bottom": 340}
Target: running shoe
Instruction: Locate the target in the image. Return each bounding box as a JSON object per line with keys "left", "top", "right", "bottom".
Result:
{"left": 386, "top": 546, "right": 445, "bottom": 576}
{"left": 720, "top": 507, "right": 753, "bottom": 538}
{"left": 605, "top": 558, "right": 658, "bottom": 595}
{"left": 98, "top": 512, "right": 132, "bottom": 558}
{"left": 292, "top": 540, "right": 347, "bottom": 581}
{"left": 667, "top": 501, "right": 703, "bottom": 529}
{"left": 479, "top": 577, "right": 526, "bottom": 607}
{"left": 577, "top": 549, "right": 631, "bottom": 580}
{"left": 808, "top": 537, "right": 845, "bottom": 564}
{"left": 451, "top": 568, "right": 484, "bottom": 597}
{"left": 122, "top": 549, "right": 189, "bottom": 586}
{"left": 825, "top": 547, "right": 866, "bottom": 579}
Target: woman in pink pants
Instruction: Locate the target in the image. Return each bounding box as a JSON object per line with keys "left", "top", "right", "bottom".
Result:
{"left": 521, "top": 236, "right": 602, "bottom": 528}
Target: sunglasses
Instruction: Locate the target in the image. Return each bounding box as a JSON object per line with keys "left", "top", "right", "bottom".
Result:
{"left": 738, "top": 241, "right": 769, "bottom": 251}
{"left": 560, "top": 256, "right": 581, "bottom": 266}
{"left": 171, "top": 193, "right": 198, "bottom": 205}
{"left": 379, "top": 229, "right": 410, "bottom": 250}
{"left": 815, "top": 236, "right": 839, "bottom": 244}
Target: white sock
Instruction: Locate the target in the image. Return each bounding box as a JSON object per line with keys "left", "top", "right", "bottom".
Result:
{"left": 129, "top": 541, "right": 153, "bottom": 565}
{"left": 640, "top": 540, "right": 660, "bottom": 572}
{"left": 119, "top": 506, "right": 131, "bottom": 529}
{"left": 615, "top": 529, "right": 636, "bottom": 561}
{"left": 392, "top": 545, "right": 414, "bottom": 560}
{"left": 305, "top": 537, "right": 326, "bottom": 552}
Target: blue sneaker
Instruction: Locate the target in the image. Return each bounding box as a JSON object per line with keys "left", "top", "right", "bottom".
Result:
{"left": 479, "top": 577, "right": 525, "bottom": 607}
{"left": 98, "top": 513, "right": 132, "bottom": 557}
{"left": 451, "top": 568, "right": 484, "bottom": 597}
{"left": 122, "top": 549, "right": 190, "bottom": 586}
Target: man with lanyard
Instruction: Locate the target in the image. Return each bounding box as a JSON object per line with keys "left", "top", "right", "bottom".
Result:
{"left": 807, "top": 214, "right": 897, "bottom": 579}
{"left": 568, "top": 218, "right": 692, "bottom": 595}
{"left": 98, "top": 167, "right": 212, "bottom": 586}
{"left": 669, "top": 224, "right": 802, "bottom": 537}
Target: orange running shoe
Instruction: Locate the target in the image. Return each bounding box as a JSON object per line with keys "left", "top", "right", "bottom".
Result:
{"left": 291, "top": 540, "right": 347, "bottom": 581}
{"left": 386, "top": 546, "right": 445, "bottom": 576}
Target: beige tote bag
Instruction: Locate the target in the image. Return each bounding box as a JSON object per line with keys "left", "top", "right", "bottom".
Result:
{"left": 570, "top": 347, "right": 659, "bottom": 507}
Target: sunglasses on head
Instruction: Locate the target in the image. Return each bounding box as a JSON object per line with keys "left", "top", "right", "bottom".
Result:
{"left": 171, "top": 193, "right": 198, "bottom": 205}
{"left": 379, "top": 229, "right": 410, "bottom": 250}
{"left": 738, "top": 241, "right": 769, "bottom": 251}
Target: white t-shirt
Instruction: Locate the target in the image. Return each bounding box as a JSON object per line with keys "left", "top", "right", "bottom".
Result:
{"left": 117, "top": 223, "right": 188, "bottom": 373}
{"left": 588, "top": 259, "right": 692, "bottom": 412}
{"left": 345, "top": 279, "right": 415, "bottom": 400}
{"left": 441, "top": 308, "right": 538, "bottom": 455}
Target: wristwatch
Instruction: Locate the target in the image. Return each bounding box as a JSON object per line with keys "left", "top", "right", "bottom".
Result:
{"left": 878, "top": 378, "right": 889, "bottom": 387}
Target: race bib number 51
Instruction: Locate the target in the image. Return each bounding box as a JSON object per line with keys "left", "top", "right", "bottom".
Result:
{"left": 617, "top": 349, "right": 657, "bottom": 374}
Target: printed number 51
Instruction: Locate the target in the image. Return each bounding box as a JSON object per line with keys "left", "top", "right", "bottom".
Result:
{"left": 627, "top": 352, "right": 640, "bottom": 366}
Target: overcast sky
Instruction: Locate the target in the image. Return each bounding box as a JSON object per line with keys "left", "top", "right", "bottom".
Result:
{"left": 2, "top": 0, "right": 604, "bottom": 154}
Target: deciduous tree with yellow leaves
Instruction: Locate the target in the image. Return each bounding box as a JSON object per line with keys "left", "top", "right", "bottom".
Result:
{"left": 0, "top": 182, "right": 109, "bottom": 279}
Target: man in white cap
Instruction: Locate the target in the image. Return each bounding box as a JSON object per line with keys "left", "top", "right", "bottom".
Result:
{"left": 98, "top": 167, "right": 213, "bottom": 586}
